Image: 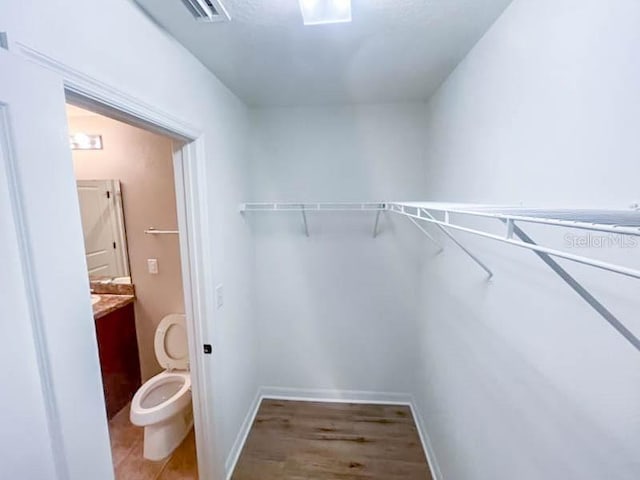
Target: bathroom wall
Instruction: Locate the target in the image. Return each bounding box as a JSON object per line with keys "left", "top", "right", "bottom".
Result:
{"left": 69, "top": 109, "right": 185, "bottom": 381}
{"left": 413, "top": 0, "right": 640, "bottom": 478}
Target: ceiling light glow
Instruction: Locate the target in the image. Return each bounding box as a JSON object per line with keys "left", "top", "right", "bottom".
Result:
{"left": 69, "top": 133, "right": 103, "bottom": 150}
{"left": 299, "top": 0, "right": 352, "bottom": 26}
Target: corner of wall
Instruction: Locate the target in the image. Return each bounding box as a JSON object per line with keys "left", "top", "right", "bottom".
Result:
{"left": 224, "top": 388, "right": 263, "bottom": 479}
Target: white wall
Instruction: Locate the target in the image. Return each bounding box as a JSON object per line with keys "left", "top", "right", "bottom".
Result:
{"left": 248, "top": 104, "right": 430, "bottom": 395}
{"left": 247, "top": 3, "right": 640, "bottom": 478}
{"left": 414, "top": 0, "right": 640, "bottom": 478}
{"left": 0, "top": 1, "right": 257, "bottom": 477}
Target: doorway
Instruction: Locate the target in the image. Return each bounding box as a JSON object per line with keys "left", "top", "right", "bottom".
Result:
{"left": 1, "top": 47, "right": 218, "bottom": 480}
{"left": 66, "top": 102, "right": 198, "bottom": 478}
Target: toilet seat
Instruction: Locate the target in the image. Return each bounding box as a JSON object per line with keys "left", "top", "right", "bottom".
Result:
{"left": 130, "top": 370, "right": 191, "bottom": 426}
{"left": 154, "top": 314, "right": 189, "bottom": 371}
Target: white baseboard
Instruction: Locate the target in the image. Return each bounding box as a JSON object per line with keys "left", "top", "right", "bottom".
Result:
{"left": 224, "top": 386, "right": 443, "bottom": 480}
{"left": 224, "top": 389, "right": 262, "bottom": 480}
{"left": 409, "top": 397, "right": 444, "bottom": 480}
{"left": 260, "top": 386, "right": 414, "bottom": 405}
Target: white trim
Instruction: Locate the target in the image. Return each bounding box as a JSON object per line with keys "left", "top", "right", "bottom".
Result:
{"left": 173, "top": 141, "right": 222, "bottom": 480}
{"left": 224, "top": 387, "right": 443, "bottom": 480}
{"left": 260, "top": 386, "right": 414, "bottom": 405}
{"left": 224, "top": 390, "right": 263, "bottom": 480}
{"left": 409, "top": 397, "right": 444, "bottom": 480}
{"left": 10, "top": 44, "right": 218, "bottom": 480}
{"left": 12, "top": 42, "right": 201, "bottom": 141}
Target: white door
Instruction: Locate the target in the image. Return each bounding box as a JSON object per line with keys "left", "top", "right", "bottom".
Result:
{"left": 0, "top": 49, "right": 113, "bottom": 479}
{"left": 0, "top": 73, "right": 58, "bottom": 480}
{"left": 77, "top": 180, "right": 121, "bottom": 278}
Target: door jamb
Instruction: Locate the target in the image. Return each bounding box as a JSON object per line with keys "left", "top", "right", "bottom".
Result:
{"left": 12, "top": 41, "right": 220, "bottom": 480}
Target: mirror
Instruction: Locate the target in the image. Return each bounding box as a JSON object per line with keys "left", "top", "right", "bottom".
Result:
{"left": 76, "top": 179, "right": 132, "bottom": 284}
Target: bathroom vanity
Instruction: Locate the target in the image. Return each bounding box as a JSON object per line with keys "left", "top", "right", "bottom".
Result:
{"left": 91, "top": 285, "right": 140, "bottom": 419}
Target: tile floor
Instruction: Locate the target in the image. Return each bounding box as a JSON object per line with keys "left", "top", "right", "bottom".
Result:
{"left": 108, "top": 403, "right": 198, "bottom": 480}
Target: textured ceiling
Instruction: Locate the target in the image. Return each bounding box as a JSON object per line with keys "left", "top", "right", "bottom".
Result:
{"left": 135, "top": 0, "right": 512, "bottom": 106}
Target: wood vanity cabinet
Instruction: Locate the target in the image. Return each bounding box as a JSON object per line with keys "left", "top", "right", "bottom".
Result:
{"left": 94, "top": 303, "right": 141, "bottom": 419}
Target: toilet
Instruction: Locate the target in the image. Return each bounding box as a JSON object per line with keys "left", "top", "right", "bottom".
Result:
{"left": 130, "top": 314, "right": 193, "bottom": 461}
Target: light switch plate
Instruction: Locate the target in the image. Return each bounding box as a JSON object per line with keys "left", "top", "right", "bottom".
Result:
{"left": 215, "top": 284, "right": 223, "bottom": 309}
{"left": 147, "top": 258, "right": 159, "bottom": 275}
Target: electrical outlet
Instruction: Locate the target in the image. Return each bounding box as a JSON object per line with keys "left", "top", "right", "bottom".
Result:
{"left": 215, "top": 284, "right": 224, "bottom": 309}
{"left": 147, "top": 258, "right": 159, "bottom": 275}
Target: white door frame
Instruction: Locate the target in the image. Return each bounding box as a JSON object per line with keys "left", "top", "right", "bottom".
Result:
{"left": 12, "top": 42, "right": 221, "bottom": 480}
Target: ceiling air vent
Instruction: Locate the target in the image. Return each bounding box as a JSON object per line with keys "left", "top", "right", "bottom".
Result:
{"left": 180, "top": 0, "right": 230, "bottom": 22}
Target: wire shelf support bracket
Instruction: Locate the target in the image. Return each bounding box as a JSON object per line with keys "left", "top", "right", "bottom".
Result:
{"left": 406, "top": 216, "right": 444, "bottom": 253}
{"left": 509, "top": 221, "right": 640, "bottom": 353}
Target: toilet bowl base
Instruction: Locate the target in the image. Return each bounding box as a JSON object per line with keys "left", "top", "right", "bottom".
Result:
{"left": 143, "top": 407, "right": 193, "bottom": 461}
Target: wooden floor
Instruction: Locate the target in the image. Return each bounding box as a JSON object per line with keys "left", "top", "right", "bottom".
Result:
{"left": 108, "top": 403, "right": 198, "bottom": 480}
{"left": 231, "top": 400, "right": 432, "bottom": 480}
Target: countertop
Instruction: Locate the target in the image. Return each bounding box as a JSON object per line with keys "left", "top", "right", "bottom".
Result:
{"left": 93, "top": 294, "right": 135, "bottom": 320}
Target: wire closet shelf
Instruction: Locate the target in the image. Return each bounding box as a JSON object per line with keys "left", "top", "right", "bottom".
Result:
{"left": 241, "top": 201, "right": 640, "bottom": 352}
{"left": 385, "top": 202, "right": 640, "bottom": 280}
